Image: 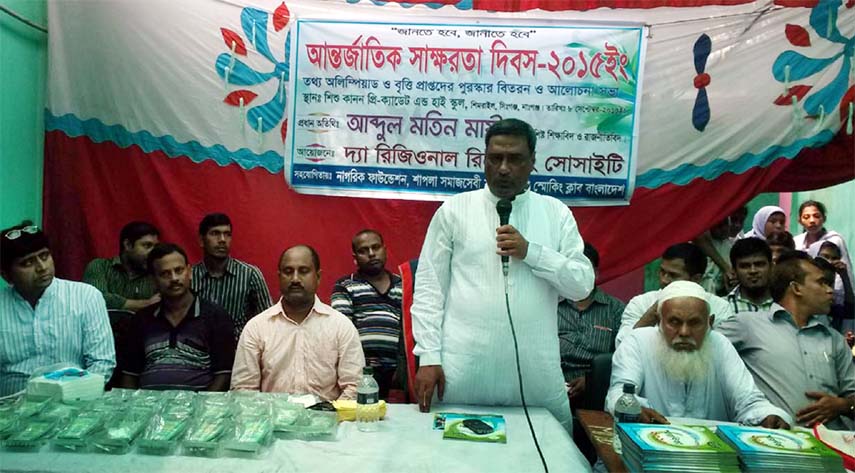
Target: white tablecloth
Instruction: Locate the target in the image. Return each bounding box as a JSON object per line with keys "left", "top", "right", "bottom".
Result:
{"left": 0, "top": 404, "right": 591, "bottom": 473}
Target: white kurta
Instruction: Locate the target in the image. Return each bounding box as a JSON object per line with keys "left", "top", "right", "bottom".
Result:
{"left": 412, "top": 188, "right": 594, "bottom": 429}
{"left": 607, "top": 327, "right": 792, "bottom": 426}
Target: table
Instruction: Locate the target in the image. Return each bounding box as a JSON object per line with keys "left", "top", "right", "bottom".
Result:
{"left": 0, "top": 404, "right": 592, "bottom": 473}
{"left": 576, "top": 409, "right": 627, "bottom": 473}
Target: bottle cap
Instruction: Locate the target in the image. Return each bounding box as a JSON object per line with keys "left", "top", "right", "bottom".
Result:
{"left": 622, "top": 383, "right": 635, "bottom": 394}
{"left": 363, "top": 366, "right": 374, "bottom": 375}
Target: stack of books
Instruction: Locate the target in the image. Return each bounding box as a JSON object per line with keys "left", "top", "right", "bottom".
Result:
{"left": 716, "top": 425, "right": 845, "bottom": 472}
{"left": 616, "top": 423, "right": 740, "bottom": 472}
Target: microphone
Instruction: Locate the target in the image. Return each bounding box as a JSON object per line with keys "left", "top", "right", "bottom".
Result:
{"left": 496, "top": 198, "right": 513, "bottom": 277}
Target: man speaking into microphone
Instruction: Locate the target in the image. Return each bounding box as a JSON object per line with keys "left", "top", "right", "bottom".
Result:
{"left": 411, "top": 118, "right": 594, "bottom": 431}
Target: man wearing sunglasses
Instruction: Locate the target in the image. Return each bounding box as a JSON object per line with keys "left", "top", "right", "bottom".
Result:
{"left": 0, "top": 222, "right": 115, "bottom": 396}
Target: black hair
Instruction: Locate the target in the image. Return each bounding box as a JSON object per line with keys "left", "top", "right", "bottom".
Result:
{"left": 661, "top": 243, "right": 707, "bottom": 277}
{"left": 119, "top": 221, "right": 159, "bottom": 254}
{"left": 798, "top": 200, "right": 827, "bottom": 219}
{"left": 583, "top": 242, "right": 600, "bottom": 269}
{"left": 819, "top": 241, "right": 842, "bottom": 257}
{"left": 812, "top": 257, "right": 837, "bottom": 287}
{"left": 484, "top": 118, "right": 537, "bottom": 155}
{"left": 199, "top": 213, "right": 232, "bottom": 236}
{"left": 729, "top": 237, "right": 772, "bottom": 268}
{"left": 766, "top": 230, "right": 795, "bottom": 250}
{"left": 351, "top": 229, "right": 384, "bottom": 253}
{"left": 769, "top": 250, "right": 815, "bottom": 302}
{"left": 1, "top": 221, "right": 50, "bottom": 273}
{"left": 279, "top": 244, "right": 321, "bottom": 271}
{"left": 146, "top": 243, "right": 189, "bottom": 275}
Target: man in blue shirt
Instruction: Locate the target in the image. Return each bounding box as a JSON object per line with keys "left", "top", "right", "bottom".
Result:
{"left": 0, "top": 222, "right": 115, "bottom": 396}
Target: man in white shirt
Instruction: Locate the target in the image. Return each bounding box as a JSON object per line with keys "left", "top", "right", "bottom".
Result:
{"left": 411, "top": 118, "right": 594, "bottom": 430}
{"left": 615, "top": 243, "right": 734, "bottom": 348}
{"left": 607, "top": 281, "right": 790, "bottom": 427}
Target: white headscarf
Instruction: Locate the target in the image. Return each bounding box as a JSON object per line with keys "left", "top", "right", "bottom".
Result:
{"left": 743, "top": 205, "right": 785, "bottom": 240}
{"left": 657, "top": 280, "right": 710, "bottom": 313}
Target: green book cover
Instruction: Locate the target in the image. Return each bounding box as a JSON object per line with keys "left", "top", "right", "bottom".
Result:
{"left": 716, "top": 425, "right": 840, "bottom": 458}
{"left": 618, "top": 423, "right": 736, "bottom": 454}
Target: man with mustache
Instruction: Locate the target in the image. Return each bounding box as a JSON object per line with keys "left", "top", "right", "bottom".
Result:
{"left": 719, "top": 251, "right": 855, "bottom": 430}
{"left": 83, "top": 221, "right": 161, "bottom": 311}
{"left": 615, "top": 243, "right": 734, "bottom": 349}
{"left": 411, "top": 118, "right": 594, "bottom": 432}
{"left": 119, "top": 243, "right": 235, "bottom": 391}
{"left": 0, "top": 222, "right": 115, "bottom": 396}
{"left": 607, "top": 280, "right": 790, "bottom": 427}
{"left": 725, "top": 237, "right": 774, "bottom": 313}
{"left": 231, "top": 245, "right": 365, "bottom": 400}
{"left": 332, "top": 230, "right": 403, "bottom": 399}
{"left": 192, "top": 213, "right": 272, "bottom": 342}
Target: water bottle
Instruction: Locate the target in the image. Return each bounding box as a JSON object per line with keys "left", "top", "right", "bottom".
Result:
{"left": 357, "top": 366, "right": 380, "bottom": 432}
{"left": 612, "top": 383, "right": 641, "bottom": 455}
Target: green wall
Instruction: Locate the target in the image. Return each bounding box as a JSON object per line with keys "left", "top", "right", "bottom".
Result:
{"left": 790, "top": 181, "right": 855, "bottom": 254}
{"left": 0, "top": 0, "right": 47, "bottom": 229}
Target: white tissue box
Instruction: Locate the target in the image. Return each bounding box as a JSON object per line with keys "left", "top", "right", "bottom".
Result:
{"left": 27, "top": 368, "right": 104, "bottom": 402}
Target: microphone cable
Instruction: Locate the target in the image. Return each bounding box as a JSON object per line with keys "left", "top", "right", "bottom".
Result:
{"left": 504, "top": 276, "right": 549, "bottom": 472}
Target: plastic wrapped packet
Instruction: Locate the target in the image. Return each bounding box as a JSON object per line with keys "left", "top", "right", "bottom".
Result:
{"left": 15, "top": 396, "right": 54, "bottom": 419}
{"left": 40, "top": 402, "right": 79, "bottom": 421}
{"left": 91, "top": 407, "right": 152, "bottom": 454}
{"left": 0, "top": 396, "right": 23, "bottom": 440}
{"left": 130, "top": 390, "right": 164, "bottom": 411}
{"left": 232, "top": 393, "right": 272, "bottom": 418}
{"left": 277, "top": 409, "right": 338, "bottom": 440}
{"left": 223, "top": 415, "right": 273, "bottom": 456}
{"left": 4, "top": 416, "right": 58, "bottom": 451}
{"left": 272, "top": 401, "right": 307, "bottom": 434}
{"left": 197, "top": 398, "right": 233, "bottom": 420}
{"left": 182, "top": 416, "right": 232, "bottom": 457}
{"left": 51, "top": 412, "right": 105, "bottom": 451}
{"left": 137, "top": 411, "right": 193, "bottom": 456}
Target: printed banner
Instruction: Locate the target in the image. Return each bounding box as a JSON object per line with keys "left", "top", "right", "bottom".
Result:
{"left": 285, "top": 19, "right": 646, "bottom": 204}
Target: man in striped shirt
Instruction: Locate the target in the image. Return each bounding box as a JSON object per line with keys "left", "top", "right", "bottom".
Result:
{"left": 332, "top": 230, "right": 403, "bottom": 398}
{"left": 120, "top": 243, "right": 235, "bottom": 391}
{"left": 557, "top": 243, "right": 625, "bottom": 401}
{"left": 191, "top": 213, "right": 272, "bottom": 341}
{"left": 83, "top": 221, "right": 160, "bottom": 311}
{"left": 726, "top": 237, "right": 774, "bottom": 313}
{"left": 0, "top": 222, "right": 115, "bottom": 396}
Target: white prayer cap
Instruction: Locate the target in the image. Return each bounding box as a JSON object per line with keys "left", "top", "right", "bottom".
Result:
{"left": 657, "top": 280, "right": 710, "bottom": 313}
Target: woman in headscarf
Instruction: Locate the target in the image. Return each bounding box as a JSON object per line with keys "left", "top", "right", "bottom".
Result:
{"left": 742, "top": 205, "right": 786, "bottom": 240}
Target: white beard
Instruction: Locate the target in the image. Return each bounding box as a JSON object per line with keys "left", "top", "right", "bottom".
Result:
{"left": 654, "top": 329, "right": 713, "bottom": 383}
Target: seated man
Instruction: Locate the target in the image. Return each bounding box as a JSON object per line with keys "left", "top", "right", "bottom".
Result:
{"left": 718, "top": 251, "right": 855, "bottom": 430}
{"left": 231, "top": 245, "right": 365, "bottom": 400}
{"left": 726, "top": 237, "right": 774, "bottom": 313}
{"left": 332, "top": 229, "right": 403, "bottom": 399}
{"left": 607, "top": 281, "right": 790, "bottom": 427}
{"left": 616, "top": 243, "right": 734, "bottom": 348}
{"left": 558, "top": 242, "right": 625, "bottom": 401}
{"left": 120, "top": 243, "right": 235, "bottom": 391}
{"left": 83, "top": 221, "right": 160, "bottom": 312}
{"left": 0, "top": 222, "right": 115, "bottom": 396}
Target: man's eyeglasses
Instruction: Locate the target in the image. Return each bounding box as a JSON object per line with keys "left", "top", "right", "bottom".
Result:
{"left": 3, "top": 225, "right": 39, "bottom": 240}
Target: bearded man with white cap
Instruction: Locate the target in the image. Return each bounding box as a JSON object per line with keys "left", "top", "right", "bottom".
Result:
{"left": 606, "top": 280, "right": 791, "bottom": 427}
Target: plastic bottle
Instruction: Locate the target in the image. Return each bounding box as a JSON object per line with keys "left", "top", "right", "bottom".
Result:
{"left": 356, "top": 366, "right": 380, "bottom": 432}
{"left": 612, "top": 382, "right": 641, "bottom": 455}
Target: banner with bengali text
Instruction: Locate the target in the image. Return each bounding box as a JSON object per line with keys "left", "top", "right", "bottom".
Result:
{"left": 285, "top": 18, "right": 646, "bottom": 204}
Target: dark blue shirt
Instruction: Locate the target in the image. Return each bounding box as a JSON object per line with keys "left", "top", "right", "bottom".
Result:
{"left": 122, "top": 296, "right": 235, "bottom": 390}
